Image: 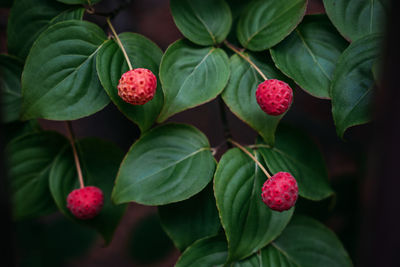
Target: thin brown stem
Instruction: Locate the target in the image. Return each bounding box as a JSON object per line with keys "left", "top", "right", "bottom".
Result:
{"left": 65, "top": 122, "right": 85, "bottom": 189}
{"left": 106, "top": 17, "right": 133, "bottom": 70}
{"left": 229, "top": 139, "right": 272, "bottom": 179}
{"left": 224, "top": 40, "right": 268, "bottom": 81}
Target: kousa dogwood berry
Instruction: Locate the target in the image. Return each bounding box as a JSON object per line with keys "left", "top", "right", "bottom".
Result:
{"left": 117, "top": 68, "right": 157, "bottom": 105}
{"left": 261, "top": 172, "right": 298, "bottom": 212}
{"left": 66, "top": 186, "right": 104, "bottom": 220}
{"left": 256, "top": 79, "right": 293, "bottom": 116}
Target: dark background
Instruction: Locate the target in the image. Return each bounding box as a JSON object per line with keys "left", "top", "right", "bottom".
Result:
{"left": 1, "top": 0, "right": 399, "bottom": 266}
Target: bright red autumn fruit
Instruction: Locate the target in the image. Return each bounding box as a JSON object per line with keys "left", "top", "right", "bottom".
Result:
{"left": 261, "top": 172, "right": 298, "bottom": 212}
{"left": 117, "top": 68, "right": 157, "bottom": 105}
{"left": 255, "top": 79, "right": 293, "bottom": 116}
{"left": 66, "top": 186, "right": 104, "bottom": 220}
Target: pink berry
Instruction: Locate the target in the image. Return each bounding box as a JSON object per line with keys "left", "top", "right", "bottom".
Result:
{"left": 261, "top": 172, "right": 298, "bottom": 212}
{"left": 66, "top": 186, "right": 104, "bottom": 220}
{"left": 255, "top": 79, "right": 293, "bottom": 116}
{"left": 117, "top": 68, "right": 157, "bottom": 105}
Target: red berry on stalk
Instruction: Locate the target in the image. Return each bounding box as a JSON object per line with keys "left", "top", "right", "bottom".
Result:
{"left": 256, "top": 79, "right": 293, "bottom": 116}
{"left": 117, "top": 68, "right": 157, "bottom": 105}
{"left": 261, "top": 172, "right": 298, "bottom": 212}
{"left": 66, "top": 186, "right": 104, "bottom": 220}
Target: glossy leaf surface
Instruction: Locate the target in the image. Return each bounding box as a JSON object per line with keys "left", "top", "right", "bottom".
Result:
{"left": 112, "top": 124, "right": 216, "bottom": 205}
{"left": 170, "top": 0, "right": 232, "bottom": 45}
{"left": 261, "top": 216, "right": 352, "bottom": 267}
{"left": 270, "top": 15, "right": 348, "bottom": 99}
{"left": 331, "top": 34, "right": 382, "bottom": 137}
{"left": 7, "top": 0, "right": 84, "bottom": 59}
{"left": 6, "top": 132, "right": 68, "bottom": 220}
{"left": 158, "top": 40, "right": 230, "bottom": 122}
{"left": 21, "top": 20, "right": 109, "bottom": 120}
{"left": 237, "top": 0, "right": 307, "bottom": 51}
{"left": 323, "top": 0, "right": 389, "bottom": 41}
{"left": 175, "top": 235, "right": 228, "bottom": 267}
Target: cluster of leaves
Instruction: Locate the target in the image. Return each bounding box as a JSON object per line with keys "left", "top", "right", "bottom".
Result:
{"left": 1, "top": 0, "right": 387, "bottom": 266}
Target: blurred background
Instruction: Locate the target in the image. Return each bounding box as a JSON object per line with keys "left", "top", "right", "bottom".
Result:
{"left": 1, "top": 0, "right": 399, "bottom": 266}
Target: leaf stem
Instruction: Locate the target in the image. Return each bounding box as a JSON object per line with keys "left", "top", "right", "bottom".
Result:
{"left": 65, "top": 121, "right": 85, "bottom": 189}
{"left": 228, "top": 139, "right": 272, "bottom": 179}
{"left": 106, "top": 17, "right": 133, "bottom": 70}
{"left": 223, "top": 40, "right": 268, "bottom": 81}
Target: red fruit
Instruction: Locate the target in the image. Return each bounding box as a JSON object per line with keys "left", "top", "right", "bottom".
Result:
{"left": 66, "top": 186, "right": 104, "bottom": 220}
{"left": 255, "top": 79, "right": 293, "bottom": 116}
{"left": 117, "top": 68, "right": 157, "bottom": 105}
{"left": 261, "top": 172, "right": 298, "bottom": 212}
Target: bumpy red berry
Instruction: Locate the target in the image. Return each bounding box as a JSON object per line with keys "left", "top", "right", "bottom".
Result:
{"left": 261, "top": 172, "right": 298, "bottom": 212}
{"left": 256, "top": 79, "right": 293, "bottom": 116}
{"left": 66, "top": 186, "right": 104, "bottom": 220}
{"left": 117, "top": 68, "right": 157, "bottom": 105}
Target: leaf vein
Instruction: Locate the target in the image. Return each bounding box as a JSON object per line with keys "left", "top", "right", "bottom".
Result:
{"left": 187, "top": 1, "right": 217, "bottom": 43}
{"left": 244, "top": 1, "right": 302, "bottom": 47}
{"left": 116, "top": 147, "right": 210, "bottom": 197}
{"left": 295, "top": 29, "right": 331, "bottom": 81}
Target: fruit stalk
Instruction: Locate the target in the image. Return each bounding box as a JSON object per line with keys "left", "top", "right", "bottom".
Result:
{"left": 106, "top": 17, "right": 133, "bottom": 70}
{"left": 65, "top": 121, "right": 85, "bottom": 189}
{"left": 223, "top": 40, "right": 268, "bottom": 81}
{"left": 229, "top": 139, "right": 272, "bottom": 179}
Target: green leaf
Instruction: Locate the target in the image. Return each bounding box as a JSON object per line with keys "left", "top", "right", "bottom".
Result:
{"left": 158, "top": 184, "right": 221, "bottom": 251}
{"left": 158, "top": 40, "right": 230, "bottom": 122}
{"left": 233, "top": 254, "right": 261, "bottom": 267}
{"left": 257, "top": 124, "right": 334, "bottom": 201}
{"left": 323, "top": 0, "right": 390, "bottom": 41}
{"left": 175, "top": 235, "right": 228, "bottom": 267}
{"left": 261, "top": 215, "right": 352, "bottom": 267}
{"left": 214, "top": 148, "right": 293, "bottom": 262}
{"left": 270, "top": 15, "right": 348, "bottom": 99}
{"left": 237, "top": 0, "right": 307, "bottom": 51}
{"left": 49, "top": 138, "right": 127, "bottom": 244}
{"left": 5, "top": 132, "right": 68, "bottom": 220}
{"left": 112, "top": 123, "right": 216, "bottom": 205}
{"left": 7, "top": 0, "right": 84, "bottom": 59}
{"left": 96, "top": 33, "right": 163, "bottom": 132}
{"left": 222, "top": 53, "right": 293, "bottom": 145}
{"left": 175, "top": 234, "right": 263, "bottom": 267}
{"left": 331, "top": 33, "right": 382, "bottom": 138}
{"left": 57, "top": 0, "right": 102, "bottom": 4}
{"left": 51, "top": 7, "right": 85, "bottom": 24}
{"left": 170, "top": 0, "right": 232, "bottom": 45}
{"left": 21, "top": 20, "right": 110, "bottom": 120}
{"left": 0, "top": 54, "right": 23, "bottom": 123}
